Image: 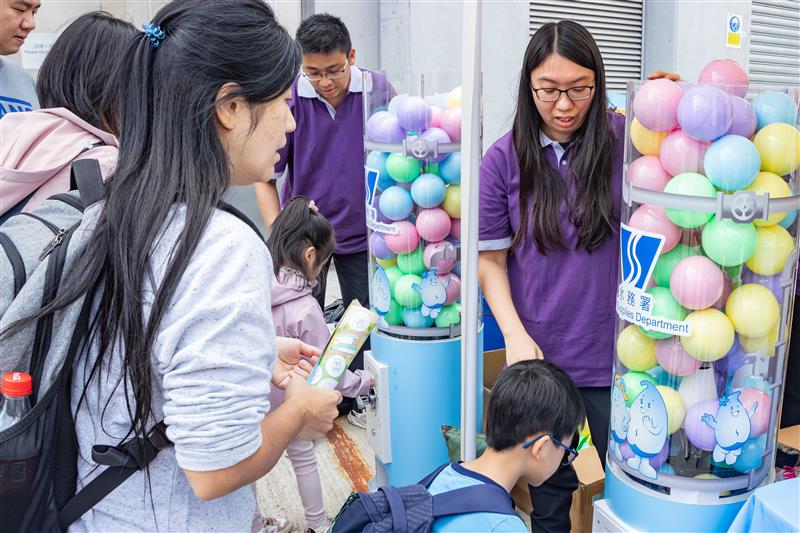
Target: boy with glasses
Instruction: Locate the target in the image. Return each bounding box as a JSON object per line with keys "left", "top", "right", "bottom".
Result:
{"left": 426, "top": 359, "right": 585, "bottom": 532}
{"left": 255, "top": 13, "right": 395, "bottom": 425}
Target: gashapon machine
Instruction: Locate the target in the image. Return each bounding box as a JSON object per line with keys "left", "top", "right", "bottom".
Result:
{"left": 596, "top": 60, "right": 800, "bottom": 531}
{"left": 361, "top": 67, "right": 483, "bottom": 486}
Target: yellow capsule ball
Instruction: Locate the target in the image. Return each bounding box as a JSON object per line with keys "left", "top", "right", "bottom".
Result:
{"left": 725, "top": 284, "right": 779, "bottom": 338}
{"left": 680, "top": 309, "right": 735, "bottom": 362}
{"left": 376, "top": 256, "right": 397, "bottom": 268}
{"left": 631, "top": 118, "right": 669, "bottom": 156}
{"left": 745, "top": 172, "right": 792, "bottom": 226}
{"left": 442, "top": 185, "right": 461, "bottom": 218}
{"left": 753, "top": 122, "right": 800, "bottom": 176}
{"left": 745, "top": 224, "right": 794, "bottom": 276}
{"left": 447, "top": 86, "right": 462, "bottom": 109}
{"left": 739, "top": 322, "right": 779, "bottom": 357}
{"left": 617, "top": 324, "right": 657, "bottom": 371}
{"left": 656, "top": 385, "right": 686, "bottom": 435}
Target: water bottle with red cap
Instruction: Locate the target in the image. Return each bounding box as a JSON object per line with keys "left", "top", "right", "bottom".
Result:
{"left": 0, "top": 371, "right": 32, "bottom": 431}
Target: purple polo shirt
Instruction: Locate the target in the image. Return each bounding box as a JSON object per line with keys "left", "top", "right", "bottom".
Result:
{"left": 276, "top": 67, "right": 395, "bottom": 254}
{"left": 479, "top": 111, "right": 625, "bottom": 387}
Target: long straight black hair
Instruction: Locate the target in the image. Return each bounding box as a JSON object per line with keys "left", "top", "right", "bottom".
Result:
{"left": 512, "top": 20, "right": 616, "bottom": 254}
{"left": 36, "top": 11, "right": 136, "bottom": 134}
{"left": 6, "top": 0, "right": 301, "bottom": 443}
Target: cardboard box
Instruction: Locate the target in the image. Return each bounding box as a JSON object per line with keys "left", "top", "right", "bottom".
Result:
{"left": 778, "top": 425, "right": 800, "bottom": 452}
{"left": 483, "top": 349, "right": 606, "bottom": 533}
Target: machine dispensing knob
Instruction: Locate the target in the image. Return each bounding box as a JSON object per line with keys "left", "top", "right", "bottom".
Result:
{"left": 408, "top": 137, "right": 431, "bottom": 159}
{"left": 729, "top": 191, "right": 757, "bottom": 223}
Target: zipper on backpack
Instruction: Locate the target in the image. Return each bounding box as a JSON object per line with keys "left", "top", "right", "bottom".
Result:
{"left": 18, "top": 212, "right": 59, "bottom": 235}
{"left": 39, "top": 229, "right": 67, "bottom": 261}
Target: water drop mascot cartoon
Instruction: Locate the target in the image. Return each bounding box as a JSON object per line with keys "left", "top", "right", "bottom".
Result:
{"left": 412, "top": 268, "right": 449, "bottom": 319}
{"left": 372, "top": 265, "right": 392, "bottom": 324}
{"left": 610, "top": 375, "right": 630, "bottom": 462}
{"left": 626, "top": 380, "right": 668, "bottom": 479}
{"left": 701, "top": 391, "right": 758, "bottom": 465}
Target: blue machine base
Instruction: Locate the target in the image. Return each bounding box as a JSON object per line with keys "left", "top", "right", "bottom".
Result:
{"left": 604, "top": 464, "right": 745, "bottom": 532}
{"left": 371, "top": 328, "right": 483, "bottom": 487}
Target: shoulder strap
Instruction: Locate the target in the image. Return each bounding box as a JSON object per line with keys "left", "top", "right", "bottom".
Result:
{"left": 431, "top": 484, "right": 517, "bottom": 518}
{"left": 58, "top": 421, "right": 172, "bottom": 530}
{"left": 219, "top": 201, "right": 265, "bottom": 242}
{"left": 418, "top": 462, "right": 452, "bottom": 488}
{"left": 69, "top": 159, "right": 105, "bottom": 207}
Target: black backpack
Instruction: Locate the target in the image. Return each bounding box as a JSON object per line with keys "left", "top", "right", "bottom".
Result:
{"left": 0, "top": 160, "right": 264, "bottom": 532}
{"left": 330, "top": 463, "right": 518, "bottom": 533}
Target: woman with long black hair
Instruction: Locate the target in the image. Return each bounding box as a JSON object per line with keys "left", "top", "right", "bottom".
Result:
{"left": 478, "top": 20, "right": 677, "bottom": 531}
{"left": 4, "top": 1, "right": 341, "bottom": 530}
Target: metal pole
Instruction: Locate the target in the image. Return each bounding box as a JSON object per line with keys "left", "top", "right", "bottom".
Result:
{"left": 460, "top": 0, "right": 482, "bottom": 462}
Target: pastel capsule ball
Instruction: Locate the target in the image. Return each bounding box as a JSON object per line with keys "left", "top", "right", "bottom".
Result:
{"left": 629, "top": 155, "right": 671, "bottom": 192}
{"left": 617, "top": 324, "right": 657, "bottom": 371}
{"left": 698, "top": 59, "right": 749, "bottom": 97}
{"left": 631, "top": 118, "right": 669, "bottom": 156}
{"left": 378, "top": 186, "right": 414, "bottom": 221}
{"left": 633, "top": 78, "right": 684, "bottom": 132}
{"left": 655, "top": 337, "right": 702, "bottom": 377}
{"left": 628, "top": 205, "right": 682, "bottom": 252}
{"left": 659, "top": 130, "right": 708, "bottom": 176}
{"left": 680, "top": 309, "right": 735, "bottom": 362}
{"left": 442, "top": 185, "right": 461, "bottom": 218}
{"left": 415, "top": 208, "right": 452, "bottom": 242}
{"left": 669, "top": 255, "right": 725, "bottom": 310}
{"left": 746, "top": 172, "right": 792, "bottom": 226}
{"left": 384, "top": 221, "right": 420, "bottom": 254}
{"left": 703, "top": 135, "right": 761, "bottom": 191}
{"left": 663, "top": 172, "right": 716, "bottom": 228}
{"left": 725, "top": 283, "right": 779, "bottom": 338}
{"left": 745, "top": 224, "right": 794, "bottom": 276}
{"left": 752, "top": 90, "right": 799, "bottom": 130}
{"left": 657, "top": 385, "right": 686, "bottom": 434}
{"left": 677, "top": 86, "right": 734, "bottom": 142}
{"left": 394, "top": 274, "right": 423, "bottom": 308}
{"left": 411, "top": 173, "right": 447, "bottom": 208}
{"left": 753, "top": 123, "right": 800, "bottom": 177}
{"left": 701, "top": 217, "right": 757, "bottom": 267}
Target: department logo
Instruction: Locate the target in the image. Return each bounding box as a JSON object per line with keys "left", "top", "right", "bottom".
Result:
{"left": 620, "top": 223, "right": 665, "bottom": 290}
{"left": 365, "top": 166, "right": 379, "bottom": 208}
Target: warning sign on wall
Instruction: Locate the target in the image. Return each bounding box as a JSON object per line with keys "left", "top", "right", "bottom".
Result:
{"left": 726, "top": 13, "right": 742, "bottom": 49}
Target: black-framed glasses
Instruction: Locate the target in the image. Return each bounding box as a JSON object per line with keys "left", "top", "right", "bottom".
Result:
{"left": 531, "top": 85, "right": 594, "bottom": 102}
{"left": 302, "top": 61, "right": 349, "bottom": 82}
{"left": 522, "top": 434, "right": 579, "bottom": 465}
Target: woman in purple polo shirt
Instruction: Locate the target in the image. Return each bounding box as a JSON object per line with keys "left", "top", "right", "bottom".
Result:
{"left": 478, "top": 20, "right": 677, "bottom": 532}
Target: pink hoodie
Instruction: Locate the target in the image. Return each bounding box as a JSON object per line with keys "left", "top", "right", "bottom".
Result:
{"left": 0, "top": 107, "right": 119, "bottom": 215}
{"left": 271, "top": 268, "right": 371, "bottom": 398}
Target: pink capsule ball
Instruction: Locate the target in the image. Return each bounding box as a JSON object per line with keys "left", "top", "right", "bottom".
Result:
{"left": 698, "top": 59, "right": 749, "bottom": 98}
{"left": 634, "top": 78, "right": 685, "bottom": 132}
{"left": 429, "top": 105, "right": 443, "bottom": 128}
{"left": 439, "top": 273, "right": 461, "bottom": 304}
{"left": 656, "top": 338, "right": 702, "bottom": 376}
{"left": 735, "top": 387, "right": 770, "bottom": 436}
{"left": 659, "top": 130, "right": 708, "bottom": 176}
{"left": 629, "top": 155, "right": 671, "bottom": 192}
{"left": 440, "top": 108, "right": 461, "bottom": 142}
{"left": 628, "top": 205, "right": 682, "bottom": 252}
{"left": 384, "top": 221, "right": 420, "bottom": 254}
{"left": 670, "top": 256, "right": 724, "bottom": 310}
{"left": 416, "top": 208, "right": 452, "bottom": 243}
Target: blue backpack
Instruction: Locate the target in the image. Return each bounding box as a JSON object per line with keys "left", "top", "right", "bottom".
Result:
{"left": 330, "top": 463, "right": 518, "bottom": 533}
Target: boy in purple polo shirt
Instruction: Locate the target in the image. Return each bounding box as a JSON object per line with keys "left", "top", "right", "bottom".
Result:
{"left": 255, "top": 14, "right": 394, "bottom": 423}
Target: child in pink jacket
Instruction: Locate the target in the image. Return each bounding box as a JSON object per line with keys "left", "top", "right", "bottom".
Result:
{"left": 256, "top": 196, "right": 372, "bottom": 533}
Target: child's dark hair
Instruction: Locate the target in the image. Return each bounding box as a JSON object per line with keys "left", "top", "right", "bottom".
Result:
{"left": 487, "top": 360, "right": 585, "bottom": 451}
{"left": 267, "top": 196, "right": 335, "bottom": 278}
{"left": 36, "top": 11, "right": 136, "bottom": 134}
{"left": 295, "top": 13, "right": 352, "bottom": 55}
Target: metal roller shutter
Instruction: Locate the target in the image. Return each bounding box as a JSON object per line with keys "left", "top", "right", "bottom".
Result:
{"left": 749, "top": 0, "right": 800, "bottom": 90}
{"left": 529, "top": 0, "right": 644, "bottom": 92}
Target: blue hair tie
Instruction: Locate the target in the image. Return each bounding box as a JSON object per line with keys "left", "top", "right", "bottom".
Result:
{"left": 142, "top": 22, "right": 165, "bottom": 48}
